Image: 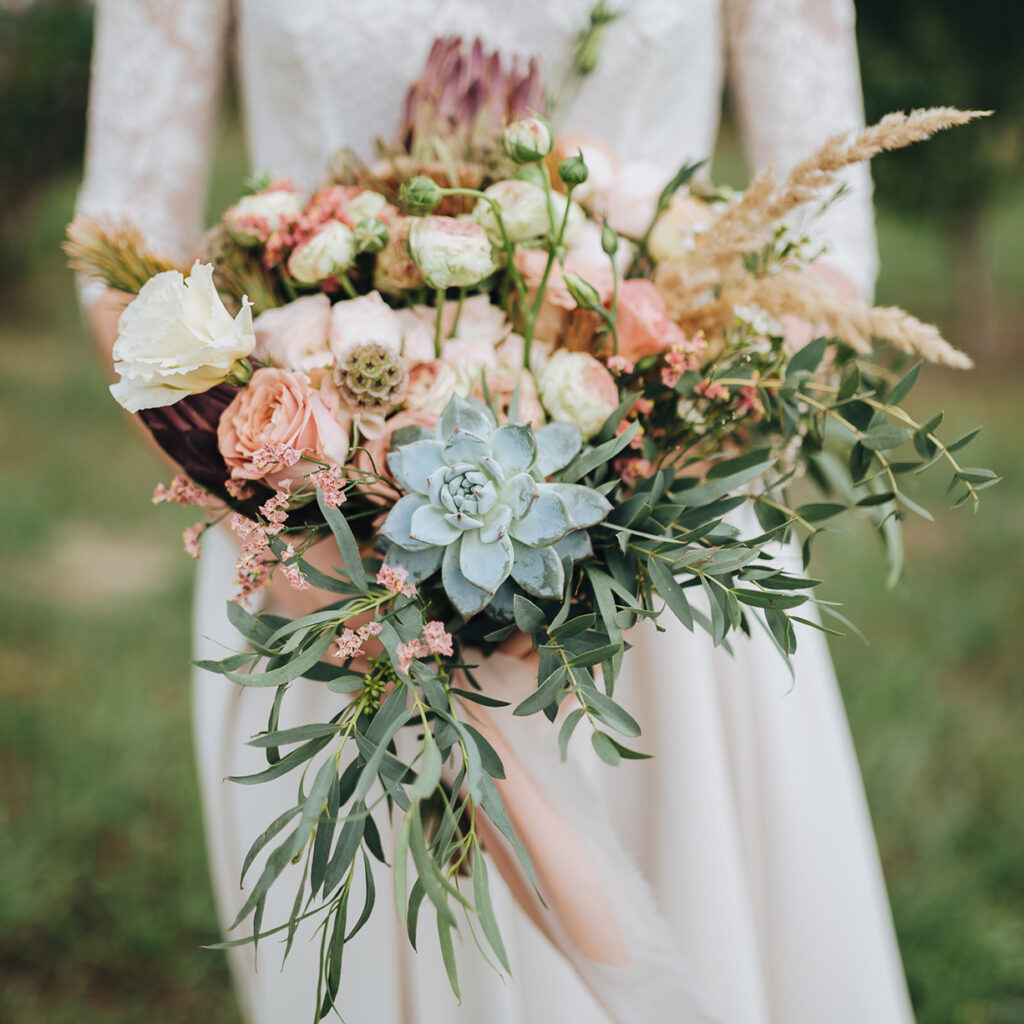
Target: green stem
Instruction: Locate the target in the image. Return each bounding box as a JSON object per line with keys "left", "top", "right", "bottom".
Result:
{"left": 448, "top": 288, "right": 466, "bottom": 339}
{"left": 433, "top": 290, "right": 445, "bottom": 359}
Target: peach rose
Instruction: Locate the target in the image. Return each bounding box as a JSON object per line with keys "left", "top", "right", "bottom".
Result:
{"left": 253, "top": 293, "right": 332, "bottom": 372}
{"left": 404, "top": 359, "right": 460, "bottom": 414}
{"left": 218, "top": 367, "right": 352, "bottom": 491}
{"left": 616, "top": 279, "right": 688, "bottom": 362}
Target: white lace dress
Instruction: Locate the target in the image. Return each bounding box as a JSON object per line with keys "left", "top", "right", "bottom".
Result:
{"left": 78, "top": 2, "right": 913, "bottom": 1022}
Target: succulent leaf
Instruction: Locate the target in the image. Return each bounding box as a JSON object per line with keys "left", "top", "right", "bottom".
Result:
{"left": 442, "top": 540, "right": 490, "bottom": 618}
{"left": 548, "top": 483, "right": 613, "bottom": 528}
{"left": 384, "top": 543, "right": 444, "bottom": 583}
{"left": 507, "top": 491, "right": 574, "bottom": 546}
{"left": 510, "top": 542, "right": 565, "bottom": 599}
{"left": 387, "top": 439, "right": 444, "bottom": 494}
{"left": 410, "top": 503, "right": 464, "bottom": 546}
{"left": 534, "top": 422, "right": 583, "bottom": 477}
{"left": 461, "top": 530, "right": 515, "bottom": 593}
{"left": 380, "top": 493, "right": 432, "bottom": 550}
{"left": 489, "top": 424, "right": 538, "bottom": 473}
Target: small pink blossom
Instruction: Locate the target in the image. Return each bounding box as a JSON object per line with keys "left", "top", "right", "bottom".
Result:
{"left": 312, "top": 466, "right": 347, "bottom": 509}
{"left": 259, "top": 492, "right": 290, "bottom": 536}
{"left": 616, "top": 419, "right": 645, "bottom": 450}
{"left": 614, "top": 457, "right": 653, "bottom": 488}
{"left": 633, "top": 397, "right": 654, "bottom": 417}
{"left": 154, "top": 474, "right": 208, "bottom": 507}
{"left": 280, "top": 563, "right": 310, "bottom": 590}
{"left": 737, "top": 384, "right": 765, "bottom": 421}
{"left": 606, "top": 355, "right": 634, "bottom": 374}
{"left": 182, "top": 522, "right": 205, "bottom": 558}
{"left": 333, "top": 621, "right": 382, "bottom": 661}
{"left": 225, "top": 478, "right": 255, "bottom": 500}
{"left": 248, "top": 441, "right": 303, "bottom": 476}
{"left": 422, "top": 621, "right": 454, "bottom": 657}
{"left": 695, "top": 380, "right": 731, "bottom": 402}
{"left": 376, "top": 565, "right": 417, "bottom": 598}
{"left": 396, "top": 640, "right": 422, "bottom": 674}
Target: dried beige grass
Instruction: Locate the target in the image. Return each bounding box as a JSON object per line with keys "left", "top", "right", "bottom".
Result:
{"left": 656, "top": 108, "right": 988, "bottom": 368}
{"left": 64, "top": 216, "right": 182, "bottom": 294}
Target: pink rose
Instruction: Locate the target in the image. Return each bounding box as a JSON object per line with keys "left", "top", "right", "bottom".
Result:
{"left": 374, "top": 217, "right": 425, "bottom": 294}
{"left": 218, "top": 367, "right": 352, "bottom": 491}
{"left": 253, "top": 294, "right": 333, "bottom": 372}
{"left": 515, "top": 248, "right": 614, "bottom": 344}
{"left": 329, "top": 291, "right": 403, "bottom": 358}
{"left": 616, "top": 279, "right": 687, "bottom": 362}
{"left": 605, "top": 161, "right": 673, "bottom": 239}
{"left": 405, "top": 360, "right": 461, "bottom": 414}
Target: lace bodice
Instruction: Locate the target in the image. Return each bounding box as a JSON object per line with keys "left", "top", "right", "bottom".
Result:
{"left": 77, "top": 0, "right": 877, "bottom": 294}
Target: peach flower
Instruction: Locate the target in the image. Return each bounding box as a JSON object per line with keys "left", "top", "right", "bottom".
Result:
{"left": 404, "top": 359, "right": 461, "bottom": 415}
{"left": 218, "top": 367, "right": 351, "bottom": 491}
{"left": 253, "top": 293, "right": 332, "bottom": 372}
{"left": 616, "top": 279, "right": 688, "bottom": 362}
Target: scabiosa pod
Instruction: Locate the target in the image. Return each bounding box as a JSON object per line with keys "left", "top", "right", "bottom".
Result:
{"left": 379, "top": 395, "right": 611, "bottom": 618}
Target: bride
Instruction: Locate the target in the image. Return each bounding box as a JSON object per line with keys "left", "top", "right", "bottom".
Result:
{"left": 78, "top": 1, "right": 915, "bottom": 1021}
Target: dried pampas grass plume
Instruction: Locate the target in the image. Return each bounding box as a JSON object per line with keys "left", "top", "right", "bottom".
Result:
{"left": 64, "top": 216, "right": 182, "bottom": 294}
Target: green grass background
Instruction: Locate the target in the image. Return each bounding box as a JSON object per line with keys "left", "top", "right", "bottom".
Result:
{"left": 0, "top": 123, "right": 1021, "bottom": 1023}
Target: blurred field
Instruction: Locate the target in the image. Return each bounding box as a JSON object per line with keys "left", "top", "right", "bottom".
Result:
{"left": 1, "top": 124, "right": 1022, "bottom": 1024}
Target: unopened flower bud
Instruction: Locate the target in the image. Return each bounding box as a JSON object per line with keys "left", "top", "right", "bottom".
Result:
{"left": 400, "top": 176, "right": 443, "bottom": 215}
{"left": 563, "top": 271, "right": 603, "bottom": 311}
{"left": 558, "top": 153, "right": 589, "bottom": 188}
{"left": 601, "top": 220, "right": 619, "bottom": 256}
{"left": 287, "top": 221, "right": 356, "bottom": 284}
{"left": 503, "top": 116, "right": 554, "bottom": 162}
{"left": 354, "top": 217, "right": 388, "bottom": 254}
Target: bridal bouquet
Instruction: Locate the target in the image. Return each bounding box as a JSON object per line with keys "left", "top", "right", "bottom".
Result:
{"left": 67, "top": 30, "right": 996, "bottom": 1018}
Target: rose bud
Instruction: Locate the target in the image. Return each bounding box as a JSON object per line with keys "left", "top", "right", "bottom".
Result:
{"left": 562, "top": 271, "right": 604, "bottom": 312}
{"left": 287, "top": 221, "right": 357, "bottom": 284}
{"left": 474, "top": 179, "right": 585, "bottom": 247}
{"left": 408, "top": 216, "right": 497, "bottom": 289}
{"left": 354, "top": 217, "right": 389, "bottom": 254}
{"left": 558, "top": 153, "right": 590, "bottom": 188}
{"left": 503, "top": 116, "right": 554, "bottom": 162}
{"left": 601, "top": 220, "right": 619, "bottom": 256}
{"left": 223, "top": 189, "right": 304, "bottom": 246}
{"left": 400, "top": 175, "right": 443, "bottom": 216}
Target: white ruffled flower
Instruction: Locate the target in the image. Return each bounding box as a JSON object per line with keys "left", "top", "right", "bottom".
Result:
{"left": 224, "top": 190, "right": 304, "bottom": 245}
{"left": 473, "top": 179, "right": 585, "bottom": 247}
{"left": 408, "top": 216, "right": 497, "bottom": 289}
{"left": 110, "top": 261, "right": 255, "bottom": 412}
{"left": 287, "top": 221, "right": 357, "bottom": 284}
{"left": 538, "top": 349, "right": 619, "bottom": 440}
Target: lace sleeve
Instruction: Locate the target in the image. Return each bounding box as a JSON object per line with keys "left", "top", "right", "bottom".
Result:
{"left": 76, "top": 0, "right": 231, "bottom": 279}
{"left": 724, "top": 0, "right": 879, "bottom": 298}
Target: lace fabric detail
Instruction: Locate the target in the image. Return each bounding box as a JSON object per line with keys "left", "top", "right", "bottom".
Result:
{"left": 77, "top": 0, "right": 231, "bottom": 262}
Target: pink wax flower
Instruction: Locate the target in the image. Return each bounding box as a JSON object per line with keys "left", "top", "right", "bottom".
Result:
{"left": 376, "top": 564, "right": 417, "bottom": 598}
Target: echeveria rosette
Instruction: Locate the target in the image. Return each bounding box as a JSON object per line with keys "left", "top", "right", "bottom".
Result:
{"left": 380, "top": 396, "right": 611, "bottom": 618}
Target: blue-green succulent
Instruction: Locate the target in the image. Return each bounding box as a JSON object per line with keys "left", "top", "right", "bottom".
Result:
{"left": 381, "top": 395, "right": 611, "bottom": 618}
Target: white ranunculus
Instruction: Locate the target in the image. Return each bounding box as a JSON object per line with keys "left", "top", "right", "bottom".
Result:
{"left": 345, "top": 190, "right": 390, "bottom": 222}
{"left": 287, "top": 221, "right": 357, "bottom": 284}
{"left": 408, "top": 216, "right": 497, "bottom": 289}
{"left": 223, "top": 190, "right": 304, "bottom": 245}
{"left": 474, "top": 180, "right": 585, "bottom": 248}
{"left": 110, "top": 262, "right": 255, "bottom": 413}
{"left": 538, "top": 349, "right": 620, "bottom": 440}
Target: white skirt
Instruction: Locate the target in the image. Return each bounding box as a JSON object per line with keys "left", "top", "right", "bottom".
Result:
{"left": 192, "top": 524, "right": 914, "bottom": 1024}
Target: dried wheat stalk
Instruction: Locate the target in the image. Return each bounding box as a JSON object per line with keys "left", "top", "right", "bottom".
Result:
{"left": 64, "top": 216, "right": 182, "bottom": 294}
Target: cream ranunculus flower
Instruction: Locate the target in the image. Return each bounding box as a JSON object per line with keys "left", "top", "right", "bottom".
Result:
{"left": 407, "top": 216, "right": 497, "bottom": 289}
{"left": 223, "top": 189, "right": 304, "bottom": 246}
{"left": 287, "top": 221, "right": 357, "bottom": 284}
{"left": 473, "top": 179, "right": 585, "bottom": 248}
{"left": 110, "top": 261, "right": 255, "bottom": 413}
{"left": 538, "top": 349, "right": 619, "bottom": 440}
